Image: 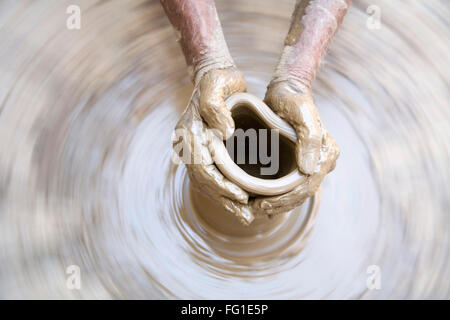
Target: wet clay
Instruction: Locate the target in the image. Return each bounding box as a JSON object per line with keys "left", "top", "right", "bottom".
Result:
{"left": 0, "top": 0, "right": 449, "bottom": 299}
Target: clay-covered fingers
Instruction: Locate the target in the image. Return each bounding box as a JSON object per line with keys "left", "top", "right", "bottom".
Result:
{"left": 221, "top": 197, "right": 254, "bottom": 226}
{"left": 187, "top": 164, "right": 253, "bottom": 225}
{"left": 294, "top": 102, "right": 322, "bottom": 175}
{"left": 174, "top": 99, "right": 249, "bottom": 205}
{"left": 199, "top": 68, "right": 247, "bottom": 140}
{"left": 251, "top": 128, "right": 340, "bottom": 217}
{"left": 182, "top": 118, "right": 252, "bottom": 223}
{"left": 264, "top": 81, "right": 322, "bottom": 175}
{"left": 250, "top": 166, "right": 320, "bottom": 217}
{"left": 187, "top": 161, "right": 248, "bottom": 205}
{"left": 321, "top": 129, "right": 340, "bottom": 174}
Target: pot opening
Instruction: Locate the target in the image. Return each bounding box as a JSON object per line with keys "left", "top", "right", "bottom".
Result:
{"left": 225, "top": 103, "right": 297, "bottom": 180}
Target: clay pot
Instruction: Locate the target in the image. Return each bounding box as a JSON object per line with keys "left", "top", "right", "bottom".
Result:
{"left": 210, "top": 93, "right": 305, "bottom": 196}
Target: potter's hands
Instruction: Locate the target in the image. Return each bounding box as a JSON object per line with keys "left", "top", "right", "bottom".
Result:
{"left": 166, "top": 0, "right": 348, "bottom": 223}
{"left": 174, "top": 67, "right": 255, "bottom": 225}
{"left": 252, "top": 80, "right": 339, "bottom": 216}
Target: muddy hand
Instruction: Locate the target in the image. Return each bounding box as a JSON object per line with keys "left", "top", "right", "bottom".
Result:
{"left": 254, "top": 0, "right": 350, "bottom": 216}
{"left": 265, "top": 80, "right": 323, "bottom": 175}
{"left": 161, "top": 0, "right": 255, "bottom": 224}
{"left": 173, "top": 67, "right": 255, "bottom": 225}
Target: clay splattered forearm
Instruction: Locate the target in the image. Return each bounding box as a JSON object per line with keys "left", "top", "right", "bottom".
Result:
{"left": 271, "top": 0, "right": 351, "bottom": 90}
{"left": 160, "top": 0, "right": 235, "bottom": 84}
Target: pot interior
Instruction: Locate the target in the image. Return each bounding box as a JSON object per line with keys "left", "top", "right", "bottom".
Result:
{"left": 225, "top": 103, "right": 297, "bottom": 180}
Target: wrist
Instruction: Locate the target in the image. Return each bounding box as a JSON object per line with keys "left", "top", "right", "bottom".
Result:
{"left": 161, "top": 0, "right": 235, "bottom": 85}
{"left": 267, "top": 75, "right": 310, "bottom": 97}
{"left": 270, "top": 44, "right": 315, "bottom": 91}
{"left": 191, "top": 53, "right": 235, "bottom": 86}
{"left": 271, "top": 0, "right": 350, "bottom": 91}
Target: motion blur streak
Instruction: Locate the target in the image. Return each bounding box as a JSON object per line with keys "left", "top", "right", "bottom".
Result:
{"left": 0, "top": 0, "right": 448, "bottom": 298}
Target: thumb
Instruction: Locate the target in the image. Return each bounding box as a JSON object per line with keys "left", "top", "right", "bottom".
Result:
{"left": 199, "top": 68, "right": 246, "bottom": 140}
{"left": 295, "top": 115, "right": 322, "bottom": 175}
{"left": 264, "top": 81, "right": 321, "bottom": 175}
{"left": 199, "top": 93, "right": 235, "bottom": 140}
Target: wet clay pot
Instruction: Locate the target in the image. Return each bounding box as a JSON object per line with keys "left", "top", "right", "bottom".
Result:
{"left": 210, "top": 93, "right": 306, "bottom": 196}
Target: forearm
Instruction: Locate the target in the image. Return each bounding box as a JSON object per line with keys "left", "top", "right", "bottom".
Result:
{"left": 271, "top": 0, "right": 351, "bottom": 90}
{"left": 160, "top": 0, "right": 234, "bottom": 84}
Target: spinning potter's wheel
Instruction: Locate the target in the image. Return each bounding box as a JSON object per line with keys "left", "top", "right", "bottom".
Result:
{"left": 0, "top": 0, "right": 449, "bottom": 299}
